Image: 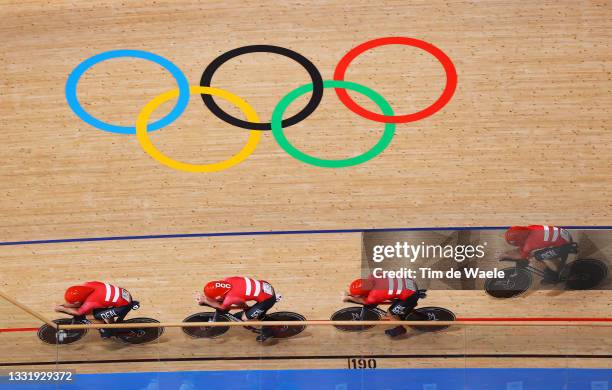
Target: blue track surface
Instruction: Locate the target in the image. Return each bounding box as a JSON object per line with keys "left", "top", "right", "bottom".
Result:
{"left": 1, "top": 368, "right": 610, "bottom": 389}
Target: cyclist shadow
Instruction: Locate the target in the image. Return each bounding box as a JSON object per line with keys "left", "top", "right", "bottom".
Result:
{"left": 539, "top": 285, "right": 566, "bottom": 297}
{"left": 95, "top": 330, "right": 170, "bottom": 350}
{"left": 238, "top": 327, "right": 313, "bottom": 346}
{"left": 391, "top": 324, "right": 464, "bottom": 341}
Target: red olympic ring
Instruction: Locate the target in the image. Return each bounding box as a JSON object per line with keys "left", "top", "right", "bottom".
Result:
{"left": 333, "top": 37, "right": 458, "bottom": 124}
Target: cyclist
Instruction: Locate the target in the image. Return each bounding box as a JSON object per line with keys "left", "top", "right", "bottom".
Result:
{"left": 343, "top": 276, "right": 425, "bottom": 338}
{"left": 197, "top": 277, "right": 278, "bottom": 342}
{"left": 504, "top": 225, "right": 574, "bottom": 284}
{"left": 55, "top": 281, "right": 133, "bottom": 338}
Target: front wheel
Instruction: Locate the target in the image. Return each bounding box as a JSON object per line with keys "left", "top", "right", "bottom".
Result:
{"left": 261, "top": 312, "right": 306, "bottom": 339}
{"left": 330, "top": 306, "right": 382, "bottom": 332}
{"left": 115, "top": 318, "right": 164, "bottom": 344}
{"left": 564, "top": 259, "right": 608, "bottom": 290}
{"left": 484, "top": 267, "right": 532, "bottom": 299}
{"left": 38, "top": 318, "right": 87, "bottom": 345}
{"left": 406, "top": 307, "right": 456, "bottom": 332}
{"left": 182, "top": 312, "right": 230, "bottom": 339}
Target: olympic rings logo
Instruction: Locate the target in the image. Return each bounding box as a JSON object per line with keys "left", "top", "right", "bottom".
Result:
{"left": 66, "top": 37, "right": 457, "bottom": 172}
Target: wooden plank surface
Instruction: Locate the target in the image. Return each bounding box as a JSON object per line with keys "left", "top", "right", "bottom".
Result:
{"left": 0, "top": 0, "right": 610, "bottom": 375}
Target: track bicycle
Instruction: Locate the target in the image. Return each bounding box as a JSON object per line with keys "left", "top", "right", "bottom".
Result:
{"left": 182, "top": 306, "right": 306, "bottom": 340}
{"left": 331, "top": 298, "right": 456, "bottom": 333}
{"left": 485, "top": 243, "right": 608, "bottom": 299}
{"left": 37, "top": 301, "right": 164, "bottom": 345}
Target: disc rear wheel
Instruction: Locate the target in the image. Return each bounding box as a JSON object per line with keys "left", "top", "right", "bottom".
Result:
{"left": 261, "top": 312, "right": 306, "bottom": 339}
{"left": 182, "top": 312, "right": 230, "bottom": 339}
{"left": 565, "top": 259, "right": 608, "bottom": 290}
{"left": 330, "top": 307, "right": 381, "bottom": 332}
{"left": 485, "top": 267, "right": 532, "bottom": 299}
{"left": 406, "top": 307, "right": 456, "bottom": 332}
{"left": 116, "top": 318, "right": 164, "bottom": 344}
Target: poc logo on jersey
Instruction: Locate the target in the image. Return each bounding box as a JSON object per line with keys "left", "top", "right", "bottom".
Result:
{"left": 215, "top": 282, "right": 231, "bottom": 289}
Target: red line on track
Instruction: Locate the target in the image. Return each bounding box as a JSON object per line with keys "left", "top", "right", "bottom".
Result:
{"left": 456, "top": 317, "right": 612, "bottom": 322}
{"left": 0, "top": 327, "right": 38, "bottom": 332}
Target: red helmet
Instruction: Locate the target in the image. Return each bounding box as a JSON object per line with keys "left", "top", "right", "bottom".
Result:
{"left": 349, "top": 278, "right": 374, "bottom": 297}
{"left": 505, "top": 226, "right": 530, "bottom": 246}
{"left": 64, "top": 285, "right": 95, "bottom": 304}
{"left": 204, "top": 280, "right": 232, "bottom": 300}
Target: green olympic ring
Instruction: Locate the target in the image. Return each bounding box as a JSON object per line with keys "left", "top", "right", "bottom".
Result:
{"left": 271, "top": 80, "right": 396, "bottom": 168}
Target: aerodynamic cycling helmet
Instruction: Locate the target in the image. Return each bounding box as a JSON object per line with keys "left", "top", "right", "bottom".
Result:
{"left": 505, "top": 226, "right": 531, "bottom": 246}
{"left": 64, "top": 285, "right": 95, "bottom": 304}
{"left": 349, "top": 278, "right": 375, "bottom": 297}
{"left": 204, "top": 280, "right": 232, "bottom": 300}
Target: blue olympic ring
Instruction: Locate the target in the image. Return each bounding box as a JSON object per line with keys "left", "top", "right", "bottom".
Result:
{"left": 65, "top": 49, "right": 190, "bottom": 135}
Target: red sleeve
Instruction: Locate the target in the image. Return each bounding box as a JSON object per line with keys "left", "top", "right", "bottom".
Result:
{"left": 76, "top": 301, "right": 98, "bottom": 316}
{"left": 518, "top": 232, "right": 534, "bottom": 258}
{"left": 220, "top": 295, "right": 244, "bottom": 310}
{"left": 363, "top": 291, "right": 383, "bottom": 305}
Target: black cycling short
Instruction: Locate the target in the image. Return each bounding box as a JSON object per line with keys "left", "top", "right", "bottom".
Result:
{"left": 533, "top": 242, "right": 576, "bottom": 262}
{"left": 388, "top": 293, "right": 419, "bottom": 319}
{"left": 92, "top": 304, "right": 131, "bottom": 322}
{"left": 245, "top": 295, "right": 276, "bottom": 320}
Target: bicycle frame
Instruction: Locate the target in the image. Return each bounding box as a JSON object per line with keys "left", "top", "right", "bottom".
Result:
{"left": 358, "top": 304, "right": 389, "bottom": 320}
{"left": 515, "top": 263, "right": 546, "bottom": 278}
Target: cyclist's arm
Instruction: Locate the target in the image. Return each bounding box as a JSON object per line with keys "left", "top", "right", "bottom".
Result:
{"left": 74, "top": 301, "right": 98, "bottom": 316}
{"left": 200, "top": 296, "right": 224, "bottom": 310}
{"left": 345, "top": 295, "right": 367, "bottom": 305}
{"left": 219, "top": 296, "right": 245, "bottom": 311}
{"left": 228, "top": 302, "right": 249, "bottom": 309}
{"left": 55, "top": 305, "right": 81, "bottom": 316}
{"left": 502, "top": 248, "right": 526, "bottom": 260}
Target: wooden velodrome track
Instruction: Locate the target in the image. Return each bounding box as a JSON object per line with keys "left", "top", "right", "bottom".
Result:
{"left": 1, "top": 0, "right": 610, "bottom": 374}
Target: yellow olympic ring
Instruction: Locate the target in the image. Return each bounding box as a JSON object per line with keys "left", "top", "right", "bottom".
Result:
{"left": 136, "top": 86, "right": 261, "bottom": 172}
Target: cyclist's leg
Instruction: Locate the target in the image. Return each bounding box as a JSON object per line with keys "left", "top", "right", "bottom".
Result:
{"left": 85, "top": 313, "right": 104, "bottom": 324}
{"left": 385, "top": 298, "right": 411, "bottom": 338}
{"left": 114, "top": 304, "right": 133, "bottom": 323}
{"left": 542, "top": 258, "right": 560, "bottom": 271}
{"left": 244, "top": 296, "right": 276, "bottom": 342}
{"left": 540, "top": 257, "right": 563, "bottom": 284}
{"left": 231, "top": 309, "right": 246, "bottom": 321}
{"left": 386, "top": 294, "right": 421, "bottom": 338}
{"left": 91, "top": 305, "right": 131, "bottom": 338}
{"left": 245, "top": 296, "right": 276, "bottom": 320}
{"left": 91, "top": 308, "right": 115, "bottom": 338}
{"left": 404, "top": 295, "right": 426, "bottom": 321}
{"left": 535, "top": 244, "right": 575, "bottom": 284}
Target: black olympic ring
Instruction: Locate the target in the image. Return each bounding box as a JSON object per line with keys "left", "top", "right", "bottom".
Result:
{"left": 200, "top": 45, "right": 324, "bottom": 131}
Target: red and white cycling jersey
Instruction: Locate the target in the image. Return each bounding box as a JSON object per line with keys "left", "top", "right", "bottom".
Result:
{"left": 77, "top": 281, "right": 131, "bottom": 315}
{"left": 219, "top": 276, "right": 275, "bottom": 310}
{"left": 364, "top": 277, "right": 417, "bottom": 305}
{"left": 519, "top": 225, "right": 572, "bottom": 259}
